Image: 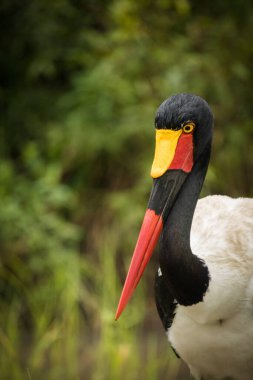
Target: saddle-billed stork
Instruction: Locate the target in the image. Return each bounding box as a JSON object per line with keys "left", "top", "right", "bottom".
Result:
{"left": 115, "top": 93, "right": 253, "bottom": 380}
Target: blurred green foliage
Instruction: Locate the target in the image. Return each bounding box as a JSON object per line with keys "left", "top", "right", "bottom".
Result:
{"left": 0, "top": 0, "right": 252, "bottom": 379}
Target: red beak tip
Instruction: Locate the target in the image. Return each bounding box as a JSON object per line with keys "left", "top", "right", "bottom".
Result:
{"left": 115, "top": 209, "right": 163, "bottom": 322}
{"left": 115, "top": 303, "right": 124, "bottom": 321}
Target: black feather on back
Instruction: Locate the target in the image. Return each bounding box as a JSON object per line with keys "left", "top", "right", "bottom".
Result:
{"left": 154, "top": 270, "right": 177, "bottom": 330}
{"left": 154, "top": 270, "right": 180, "bottom": 358}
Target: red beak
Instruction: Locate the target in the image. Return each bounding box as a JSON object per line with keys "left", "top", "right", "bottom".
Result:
{"left": 115, "top": 132, "right": 194, "bottom": 320}
{"left": 115, "top": 209, "right": 163, "bottom": 320}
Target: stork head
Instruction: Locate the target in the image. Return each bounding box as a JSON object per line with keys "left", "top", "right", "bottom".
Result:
{"left": 115, "top": 93, "right": 213, "bottom": 320}
{"left": 154, "top": 93, "right": 213, "bottom": 172}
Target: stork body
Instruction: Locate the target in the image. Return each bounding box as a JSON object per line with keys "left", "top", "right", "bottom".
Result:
{"left": 156, "top": 195, "right": 253, "bottom": 380}
{"left": 115, "top": 94, "right": 253, "bottom": 380}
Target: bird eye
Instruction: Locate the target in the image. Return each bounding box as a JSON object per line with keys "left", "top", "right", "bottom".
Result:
{"left": 183, "top": 122, "right": 195, "bottom": 134}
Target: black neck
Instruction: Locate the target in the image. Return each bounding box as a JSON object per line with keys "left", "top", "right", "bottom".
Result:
{"left": 159, "top": 143, "right": 211, "bottom": 306}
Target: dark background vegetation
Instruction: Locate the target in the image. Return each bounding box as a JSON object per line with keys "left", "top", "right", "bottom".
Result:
{"left": 0, "top": 0, "right": 252, "bottom": 379}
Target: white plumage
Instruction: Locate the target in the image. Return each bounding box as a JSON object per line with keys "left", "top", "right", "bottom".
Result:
{"left": 169, "top": 195, "right": 253, "bottom": 380}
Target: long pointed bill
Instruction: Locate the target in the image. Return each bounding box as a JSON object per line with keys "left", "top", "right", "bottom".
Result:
{"left": 115, "top": 129, "right": 194, "bottom": 320}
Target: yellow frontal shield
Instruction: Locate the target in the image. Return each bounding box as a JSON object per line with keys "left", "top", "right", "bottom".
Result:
{"left": 150, "top": 129, "right": 182, "bottom": 178}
